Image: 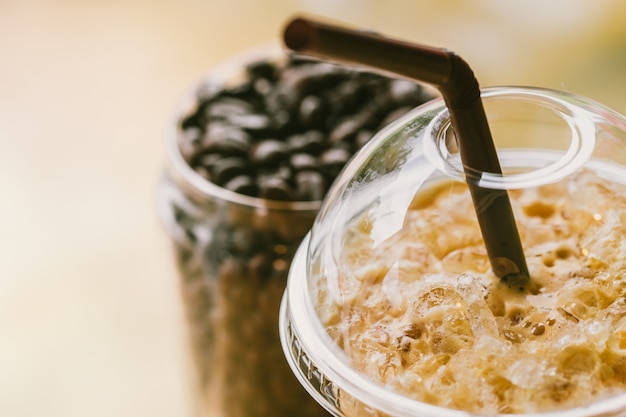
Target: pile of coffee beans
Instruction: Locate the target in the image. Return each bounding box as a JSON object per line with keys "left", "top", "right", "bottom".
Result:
{"left": 162, "top": 52, "right": 436, "bottom": 417}
{"left": 179, "top": 54, "right": 436, "bottom": 201}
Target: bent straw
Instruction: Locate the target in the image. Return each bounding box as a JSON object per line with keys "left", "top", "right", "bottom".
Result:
{"left": 283, "top": 17, "right": 529, "bottom": 285}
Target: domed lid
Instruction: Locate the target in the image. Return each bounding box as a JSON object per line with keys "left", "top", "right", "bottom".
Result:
{"left": 295, "top": 86, "right": 626, "bottom": 416}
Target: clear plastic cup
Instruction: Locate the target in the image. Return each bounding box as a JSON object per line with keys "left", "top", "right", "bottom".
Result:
{"left": 280, "top": 86, "right": 626, "bottom": 417}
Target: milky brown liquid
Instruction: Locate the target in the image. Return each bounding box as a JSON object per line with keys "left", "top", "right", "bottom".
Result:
{"left": 313, "top": 169, "right": 626, "bottom": 414}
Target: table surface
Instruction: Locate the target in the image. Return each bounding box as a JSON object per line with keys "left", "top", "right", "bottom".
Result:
{"left": 2, "top": 1, "right": 626, "bottom": 416}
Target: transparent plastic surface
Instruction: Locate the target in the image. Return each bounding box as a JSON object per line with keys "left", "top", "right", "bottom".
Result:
{"left": 281, "top": 87, "right": 626, "bottom": 417}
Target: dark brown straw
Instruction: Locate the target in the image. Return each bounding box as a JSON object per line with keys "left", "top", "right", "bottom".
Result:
{"left": 283, "top": 17, "right": 529, "bottom": 285}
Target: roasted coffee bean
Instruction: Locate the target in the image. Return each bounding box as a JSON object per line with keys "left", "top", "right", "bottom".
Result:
{"left": 192, "top": 152, "right": 223, "bottom": 174}
{"left": 354, "top": 129, "right": 375, "bottom": 149}
{"left": 193, "top": 165, "right": 211, "bottom": 181}
{"left": 295, "top": 170, "right": 326, "bottom": 201}
{"left": 246, "top": 59, "right": 278, "bottom": 81}
{"left": 326, "top": 139, "right": 354, "bottom": 155}
{"left": 298, "top": 95, "right": 327, "bottom": 129}
{"left": 289, "top": 153, "right": 318, "bottom": 172}
{"left": 258, "top": 165, "right": 293, "bottom": 183}
{"left": 319, "top": 147, "right": 352, "bottom": 179}
{"left": 387, "top": 79, "right": 426, "bottom": 105}
{"left": 270, "top": 109, "right": 294, "bottom": 136}
{"left": 287, "top": 131, "right": 325, "bottom": 155}
{"left": 220, "top": 79, "right": 259, "bottom": 102}
{"left": 264, "top": 86, "right": 291, "bottom": 115}
{"left": 328, "top": 118, "right": 363, "bottom": 145}
{"left": 223, "top": 175, "right": 258, "bottom": 196}
{"left": 226, "top": 113, "right": 273, "bottom": 135}
{"left": 212, "top": 157, "right": 250, "bottom": 185}
{"left": 205, "top": 97, "right": 254, "bottom": 120}
{"left": 181, "top": 111, "right": 202, "bottom": 130}
{"left": 327, "top": 79, "right": 366, "bottom": 115}
{"left": 250, "top": 139, "right": 289, "bottom": 167}
{"left": 281, "top": 63, "right": 348, "bottom": 99}
{"left": 194, "top": 80, "right": 222, "bottom": 103}
{"left": 179, "top": 126, "right": 202, "bottom": 160}
{"left": 259, "top": 176, "right": 295, "bottom": 201}
{"left": 199, "top": 123, "right": 251, "bottom": 156}
{"left": 253, "top": 78, "right": 273, "bottom": 96}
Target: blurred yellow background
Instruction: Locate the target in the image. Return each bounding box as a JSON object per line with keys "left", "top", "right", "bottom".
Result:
{"left": 1, "top": 1, "right": 626, "bottom": 416}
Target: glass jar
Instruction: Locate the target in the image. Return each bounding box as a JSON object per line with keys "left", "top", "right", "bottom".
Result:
{"left": 157, "top": 45, "right": 437, "bottom": 417}
{"left": 280, "top": 86, "right": 626, "bottom": 417}
{"left": 157, "top": 65, "right": 323, "bottom": 417}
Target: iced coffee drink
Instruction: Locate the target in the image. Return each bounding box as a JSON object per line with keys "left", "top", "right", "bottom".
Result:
{"left": 313, "top": 167, "right": 626, "bottom": 414}
{"left": 279, "top": 86, "right": 626, "bottom": 417}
